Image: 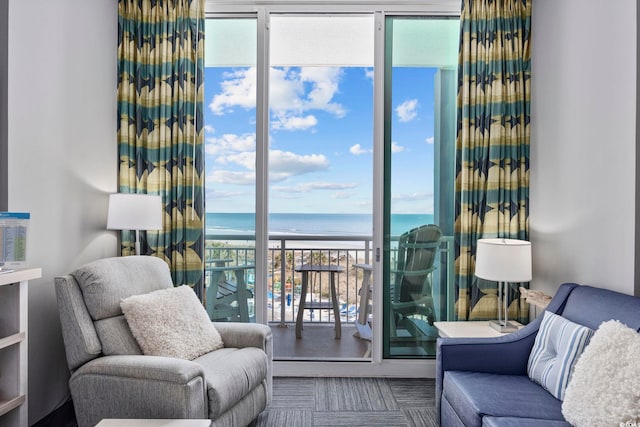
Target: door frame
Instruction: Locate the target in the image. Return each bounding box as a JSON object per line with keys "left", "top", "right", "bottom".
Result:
{"left": 207, "top": 0, "right": 460, "bottom": 377}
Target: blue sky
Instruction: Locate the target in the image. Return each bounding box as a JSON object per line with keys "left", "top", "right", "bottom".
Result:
{"left": 204, "top": 65, "right": 436, "bottom": 214}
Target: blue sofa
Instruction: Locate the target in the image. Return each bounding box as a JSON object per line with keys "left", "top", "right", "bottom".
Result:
{"left": 436, "top": 283, "right": 640, "bottom": 427}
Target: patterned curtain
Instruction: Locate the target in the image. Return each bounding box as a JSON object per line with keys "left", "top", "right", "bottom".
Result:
{"left": 454, "top": 0, "right": 531, "bottom": 322}
{"left": 117, "top": 0, "right": 205, "bottom": 295}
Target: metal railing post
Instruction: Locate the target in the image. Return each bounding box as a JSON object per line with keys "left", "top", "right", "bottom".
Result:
{"left": 279, "top": 239, "right": 286, "bottom": 327}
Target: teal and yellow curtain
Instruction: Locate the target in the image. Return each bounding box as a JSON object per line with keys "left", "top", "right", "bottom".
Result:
{"left": 454, "top": 0, "right": 531, "bottom": 322}
{"left": 117, "top": 0, "right": 205, "bottom": 295}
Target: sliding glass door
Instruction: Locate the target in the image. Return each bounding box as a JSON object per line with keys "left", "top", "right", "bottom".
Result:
{"left": 204, "top": 7, "right": 460, "bottom": 364}
{"left": 267, "top": 15, "right": 375, "bottom": 360}
{"left": 383, "top": 17, "right": 459, "bottom": 358}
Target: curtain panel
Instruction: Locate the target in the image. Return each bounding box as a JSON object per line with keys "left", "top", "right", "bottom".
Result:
{"left": 454, "top": 0, "right": 531, "bottom": 322}
{"left": 117, "top": 0, "right": 205, "bottom": 295}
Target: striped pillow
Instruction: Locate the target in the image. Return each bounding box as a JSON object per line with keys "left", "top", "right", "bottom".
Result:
{"left": 527, "top": 311, "right": 594, "bottom": 400}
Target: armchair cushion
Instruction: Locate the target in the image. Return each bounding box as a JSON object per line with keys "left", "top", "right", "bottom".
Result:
{"left": 69, "top": 355, "right": 207, "bottom": 427}
{"left": 562, "top": 320, "right": 640, "bottom": 426}
{"left": 121, "top": 285, "right": 224, "bottom": 360}
{"left": 527, "top": 311, "right": 593, "bottom": 400}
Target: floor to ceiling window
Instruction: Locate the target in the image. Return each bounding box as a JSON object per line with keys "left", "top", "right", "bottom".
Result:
{"left": 204, "top": 17, "right": 258, "bottom": 323}
{"left": 204, "top": 3, "right": 459, "bottom": 368}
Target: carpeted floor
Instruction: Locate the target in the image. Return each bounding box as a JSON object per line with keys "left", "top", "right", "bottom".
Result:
{"left": 42, "top": 377, "right": 437, "bottom": 427}
{"left": 250, "top": 377, "right": 438, "bottom": 427}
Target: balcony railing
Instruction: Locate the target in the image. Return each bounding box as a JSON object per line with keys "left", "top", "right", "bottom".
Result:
{"left": 204, "top": 234, "right": 455, "bottom": 325}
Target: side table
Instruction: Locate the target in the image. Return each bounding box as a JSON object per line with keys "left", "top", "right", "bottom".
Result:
{"left": 294, "top": 264, "right": 343, "bottom": 339}
{"left": 434, "top": 321, "right": 523, "bottom": 338}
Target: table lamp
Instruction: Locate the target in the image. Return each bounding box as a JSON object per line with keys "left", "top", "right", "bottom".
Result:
{"left": 474, "top": 238, "right": 532, "bottom": 332}
{"left": 107, "top": 193, "right": 163, "bottom": 255}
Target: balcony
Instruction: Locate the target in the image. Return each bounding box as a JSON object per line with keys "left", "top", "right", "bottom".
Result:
{"left": 205, "top": 233, "right": 455, "bottom": 360}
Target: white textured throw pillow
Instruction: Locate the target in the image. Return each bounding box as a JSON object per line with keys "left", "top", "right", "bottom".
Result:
{"left": 562, "top": 320, "right": 640, "bottom": 427}
{"left": 121, "top": 285, "right": 224, "bottom": 360}
{"left": 527, "top": 311, "right": 594, "bottom": 400}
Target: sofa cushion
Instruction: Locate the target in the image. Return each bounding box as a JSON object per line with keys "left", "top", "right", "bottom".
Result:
{"left": 483, "top": 417, "right": 571, "bottom": 427}
{"left": 443, "top": 371, "right": 565, "bottom": 427}
{"left": 562, "top": 320, "right": 640, "bottom": 426}
{"left": 121, "top": 285, "right": 224, "bottom": 360}
{"left": 72, "top": 256, "right": 173, "bottom": 321}
{"left": 194, "top": 347, "right": 269, "bottom": 419}
{"left": 527, "top": 311, "right": 593, "bottom": 400}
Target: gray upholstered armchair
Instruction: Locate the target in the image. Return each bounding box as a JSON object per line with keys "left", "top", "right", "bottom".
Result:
{"left": 55, "top": 256, "right": 272, "bottom": 427}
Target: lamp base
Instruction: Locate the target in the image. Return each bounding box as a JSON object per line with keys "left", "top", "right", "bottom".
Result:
{"left": 490, "top": 320, "right": 519, "bottom": 333}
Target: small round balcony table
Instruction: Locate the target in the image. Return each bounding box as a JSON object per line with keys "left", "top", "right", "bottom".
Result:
{"left": 294, "top": 264, "right": 343, "bottom": 339}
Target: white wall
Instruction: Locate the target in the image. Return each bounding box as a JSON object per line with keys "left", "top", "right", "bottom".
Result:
{"left": 530, "top": 0, "right": 637, "bottom": 297}
{"left": 7, "top": 0, "right": 118, "bottom": 423}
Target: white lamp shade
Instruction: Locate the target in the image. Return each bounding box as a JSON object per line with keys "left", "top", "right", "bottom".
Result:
{"left": 475, "top": 238, "right": 532, "bottom": 282}
{"left": 107, "top": 194, "right": 163, "bottom": 231}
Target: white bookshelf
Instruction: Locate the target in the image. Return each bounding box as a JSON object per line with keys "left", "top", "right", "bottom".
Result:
{"left": 0, "top": 268, "right": 41, "bottom": 427}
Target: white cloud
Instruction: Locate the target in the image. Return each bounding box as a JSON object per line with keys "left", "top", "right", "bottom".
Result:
{"left": 206, "top": 188, "right": 247, "bottom": 199}
{"left": 269, "top": 150, "right": 329, "bottom": 176}
{"left": 332, "top": 191, "right": 355, "bottom": 199}
{"left": 204, "top": 125, "right": 215, "bottom": 134}
{"left": 268, "top": 172, "right": 294, "bottom": 183}
{"left": 391, "top": 142, "right": 405, "bottom": 153}
{"left": 207, "top": 170, "right": 255, "bottom": 185}
{"left": 304, "top": 182, "right": 358, "bottom": 191}
{"left": 209, "top": 68, "right": 257, "bottom": 115}
{"left": 272, "top": 182, "right": 358, "bottom": 193}
{"left": 426, "top": 136, "right": 435, "bottom": 144}
{"left": 297, "top": 67, "right": 346, "bottom": 117}
{"left": 364, "top": 68, "right": 374, "bottom": 81}
{"left": 350, "top": 144, "right": 371, "bottom": 155}
{"left": 271, "top": 192, "right": 302, "bottom": 200}
{"left": 216, "top": 151, "right": 256, "bottom": 170}
{"left": 396, "top": 99, "right": 418, "bottom": 122}
{"left": 206, "top": 133, "right": 256, "bottom": 156}
{"left": 392, "top": 192, "right": 434, "bottom": 202}
{"left": 270, "top": 67, "right": 346, "bottom": 132}
{"left": 271, "top": 115, "right": 318, "bottom": 131}
{"left": 208, "top": 66, "right": 346, "bottom": 130}
{"left": 269, "top": 67, "right": 304, "bottom": 113}
{"left": 207, "top": 136, "right": 330, "bottom": 184}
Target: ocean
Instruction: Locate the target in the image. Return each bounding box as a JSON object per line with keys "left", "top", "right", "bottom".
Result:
{"left": 205, "top": 212, "right": 434, "bottom": 237}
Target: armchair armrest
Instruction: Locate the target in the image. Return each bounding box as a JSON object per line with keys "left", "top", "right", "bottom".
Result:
{"left": 436, "top": 321, "right": 540, "bottom": 376}
{"left": 69, "top": 355, "right": 207, "bottom": 427}
{"left": 213, "top": 322, "right": 274, "bottom": 405}
{"left": 436, "top": 282, "right": 578, "bottom": 378}
{"left": 213, "top": 322, "right": 272, "bottom": 352}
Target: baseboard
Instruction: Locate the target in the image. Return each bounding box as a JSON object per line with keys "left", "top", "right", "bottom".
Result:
{"left": 32, "top": 398, "right": 76, "bottom": 427}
